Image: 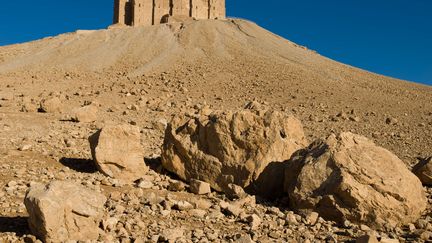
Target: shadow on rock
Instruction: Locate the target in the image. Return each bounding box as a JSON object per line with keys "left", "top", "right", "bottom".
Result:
{"left": 245, "top": 161, "right": 289, "bottom": 200}
{"left": 144, "top": 156, "right": 186, "bottom": 183}
{"left": 0, "top": 216, "right": 29, "bottom": 236}
{"left": 59, "top": 157, "right": 98, "bottom": 173}
{"left": 144, "top": 157, "right": 162, "bottom": 172}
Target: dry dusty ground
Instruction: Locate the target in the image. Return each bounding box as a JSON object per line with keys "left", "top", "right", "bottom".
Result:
{"left": 0, "top": 19, "right": 431, "bottom": 242}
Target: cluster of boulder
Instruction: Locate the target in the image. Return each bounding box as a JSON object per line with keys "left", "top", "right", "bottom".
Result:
{"left": 23, "top": 102, "right": 430, "bottom": 241}
{"left": 25, "top": 95, "right": 100, "bottom": 123}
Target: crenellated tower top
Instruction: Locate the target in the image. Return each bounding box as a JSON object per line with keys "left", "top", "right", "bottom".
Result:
{"left": 113, "top": 0, "right": 226, "bottom": 26}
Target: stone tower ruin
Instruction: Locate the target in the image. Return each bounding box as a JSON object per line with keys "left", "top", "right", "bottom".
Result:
{"left": 113, "top": 0, "right": 226, "bottom": 26}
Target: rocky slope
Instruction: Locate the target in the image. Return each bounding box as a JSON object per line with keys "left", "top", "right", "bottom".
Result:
{"left": 0, "top": 18, "right": 431, "bottom": 242}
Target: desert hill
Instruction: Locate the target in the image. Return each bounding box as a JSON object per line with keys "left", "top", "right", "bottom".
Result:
{"left": 0, "top": 19, "right": 431, "bottom": 242}
{"left": 1, "top": 19, "right": 338, "bottom": 74}
{"left": 0, "top": 19, "right": 430, "bottom": 163}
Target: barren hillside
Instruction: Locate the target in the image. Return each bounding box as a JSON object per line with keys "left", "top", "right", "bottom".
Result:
{"left": 0, "top": 19, "right": 431, "bottom": 242}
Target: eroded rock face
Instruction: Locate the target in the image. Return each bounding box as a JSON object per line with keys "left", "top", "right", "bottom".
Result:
{"left": 24, "top": 181, "right": 106, "bottom": 242}
{"left": 161, "top": 105, "right": 308, "bottom": 198}
{"left": 285, "top": 132, "right": 427, "bottom": 228}
{"left": 89, "top": 124, "right": 147, "bottom": 183}
{"left": 413, "top": 157, "right": 432, "bottom": 186}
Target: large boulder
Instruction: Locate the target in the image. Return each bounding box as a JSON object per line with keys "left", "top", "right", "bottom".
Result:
{"left": 285, "top": 132, "right": 427, "bottom": 228}
{"left": 24, "top": 181, "right": 106, "bottom": 242}
{"left": 89, "top": 124, "right": 147, "bottom": 183}
{"left": 413, "top": 157, "right": 432, "bottom": 186}
{"left": 161, "top": 104, "right": 308, "bottom": 198}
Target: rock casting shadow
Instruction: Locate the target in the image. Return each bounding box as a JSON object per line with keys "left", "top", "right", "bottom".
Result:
{"left": 144, "top": 156, "right": 186, "bottom": 181}
{"left": 59, "top": 157, "right": 98, "bottom": 173}
{"left": 245, "top": 161, "right": 288, "bottom": 200}
{"left": 144, "top": 157, "right": 162, "bottom": 172}
{"left": 0, "top": 216, "right": 29, "bottom": 236}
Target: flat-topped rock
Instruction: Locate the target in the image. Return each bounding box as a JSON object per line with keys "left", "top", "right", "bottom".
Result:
{"left": 89, "top": 124, "right": 148, "bottom": 183}
{"left": 24, "top": 181, "right": 106, "bottom": 242}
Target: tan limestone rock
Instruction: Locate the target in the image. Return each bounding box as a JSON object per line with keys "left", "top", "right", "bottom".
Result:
{"left": 89, "top": 124, "right": 147, "bottom": 183}
{"left": 356, "top": 234, "right": 379, "bottom": 243}
{"left": 39, "top": 97, "right": 62, "bottom": 113}
{"left": 161, "top": 104, "right": 308, "bottom": 198}
{"left": 71, "top": 104, "right": 98, "bottom": 123}
{"left": 24, "top": 181, "right": 106, "bottom": 243}
{"left": 285, "top": 132, "right": 427, "bottom": 228}
{"left": 189, "top": 179, "right": 211, "bottom": 194}
{"left": 413, "top": 157, "right": 432, "bottom": 186}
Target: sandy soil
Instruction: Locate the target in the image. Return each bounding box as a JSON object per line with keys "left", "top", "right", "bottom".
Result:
{"left": 0, "top": 19, "right": 431, "bottom": 242}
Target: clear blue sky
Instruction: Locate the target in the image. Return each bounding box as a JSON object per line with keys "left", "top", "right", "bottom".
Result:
{"left": 0, "top": 0, "right": 431, "bottom": 86}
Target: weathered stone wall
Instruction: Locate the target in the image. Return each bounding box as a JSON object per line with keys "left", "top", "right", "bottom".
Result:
{"left": 209, "top": 0, "right": 225, "bottom": 19}
{"left": 191, "top": 0, "right": 209, "bottom": 19}
{"left": 172, "top": 0, "right": 190, "bottom": 17}
{"left": 114, "top": 0, "right": 133, "bottom": 25}
{"left": 133, "top": 0, "right": 153, "bottom": 26}
{"left": 113, "top": 0, "right": 225, "bottom": 27}
{"left": 154, "top": 0, "right": 171, "bottom": 24}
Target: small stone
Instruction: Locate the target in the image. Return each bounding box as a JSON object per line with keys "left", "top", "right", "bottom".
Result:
{"left": 233, "top": 195, "right": 256, "bottom": 208}
{"left": 226, "top": 183, "right": 247, "bottom": 199}
{"left": 18, "top": 144, "right": 32, "bottom": 151}
{"left": 416, "top": 219, "right": 428, "bottom": 229}
{"left": 193, "top": 199, "right": 213, "bottom": 210}
{"left": 225, "top": 204, "right": 243, "bottom": 217}
{"left": 419, "top": 231, "right": 432, "bottom": 241}
{"left": 174, "top": 201, "right": 194, "bottom": 211}
{"left": 235, "top": 234, "right": 254, "bottom": 243}
{"left": 380, "top": 238, "right": 399, "bottom": 243}
{"left": 7, "top": 181, "right": 18, "bottom": 187}
{"left": 385, "top": 117, "right": 398, "bottom": 125}
{"left": 134, "top": 237, "right": 145, "bottom": 243}
{"left": 188, "top": 209, "right": 207, "bottom": 218}
{"left": 160, "top": 210, "right": 171, "bottom": 217}
{"left": 193, "top": 229, "right": 205, "bottom": 238}
{"left": 39, "top": 97, "right": 62, "bottom": 113}
{"left": 189, "top": 179, "right": 211, "bottom": 195}
{"left": 168, "top": 180, "right": 186, "bottom": 191}
{"left": 137, "top": 179, "right": 153, "bottom": 189}
{"left": 71, "top": 104, "right": 98, "bottom": 123}
{"left": 286, "top": 212, "right": 298, "bottom": 225}
{"left": 305, "top": 212, "right": 319, "bottom": 225}
{"left": 246, "top": 214, "right": 261, "bottom": 229}
{"left": 21, "top": 99, "right": 38, "bottom": 113}
{"left": 160, "top": 228, "right": 184, "bottom": 242}
{"left": 360, "top": 224, "right": 371, "bottom": 231}
{"left": 350, "top": 116, "right": 361, "bottom": 122}
{"left": 356, "top": 234, "right": 379, "bottom": 243}
{"left": 102, "top": 217, "right": 119, "bottom": 231}
{"left": 268, "top": 231, "right": 281, "bottom": 239}
{"left": 408, "top": 223, "right": 416, "bottom": 231}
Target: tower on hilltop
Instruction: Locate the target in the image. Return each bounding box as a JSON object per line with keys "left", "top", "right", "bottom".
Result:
{"left": 113, "top": 0, "right": 226, "bottom": 27}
